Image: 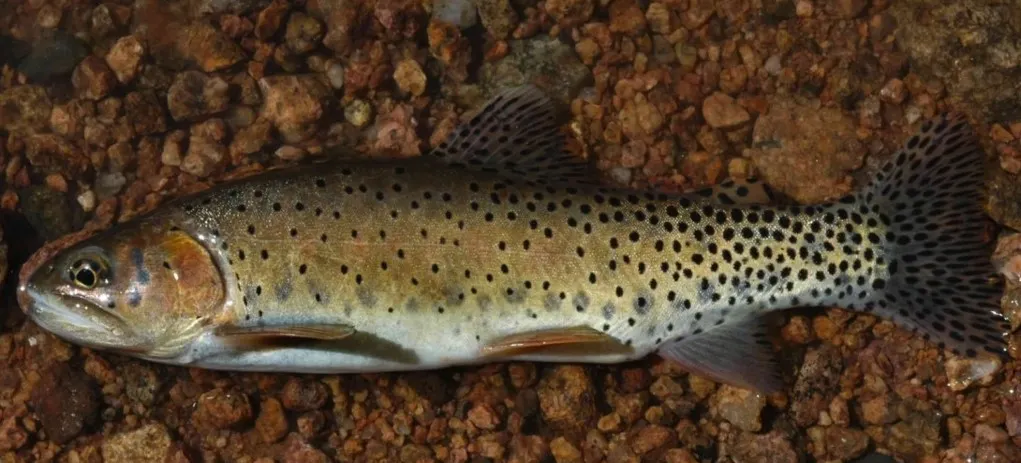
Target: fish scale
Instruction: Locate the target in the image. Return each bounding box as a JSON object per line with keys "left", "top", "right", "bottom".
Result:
{"left": 18, "top": 86, "right": 1011, "bottom": 393}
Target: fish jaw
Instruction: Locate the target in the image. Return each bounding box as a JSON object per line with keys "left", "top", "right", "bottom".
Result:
{"left": 20, "top": 283, "right": 153, "bottom": 354}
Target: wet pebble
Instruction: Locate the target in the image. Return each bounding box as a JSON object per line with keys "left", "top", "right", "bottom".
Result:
{"left": 284, "top": 12, "right": 323, "bottom": 54}
{"left": 746, "top": 97, "right": 864, "bottom": 203}
{"left": 105, "top": 35, "right": 145, "bottom": 84}
{"left": 344, "top": 99, "right": 373, "bottom": 127}
{"left": 18, "top": 185, "right": 80, "bottom": 241}
{"left": 72, "top": 56, "right": 118, "bottom": 100}
{"left": 100, "top": 423, "right": 176, "bottom": 463}
{"left": 478, "top": 36, "right": 589, "bottom": 105}
{"left": 630, "top": 424, "right": 676, "bottom": 458}
{"left": 709, "top": 385, "right": 766, "bottom": 432}
{"left": 467, "top": 403, "right": 501, "bottom": 430}
{"left": 549, "top": 436, "right": 583, "bottom": 463}
{"left": 17, "top": 30, "right": 88, "bottom": 82}
{"left": 537, "top": 366, "right": 596, "bottom": 439}
{"left": 280, "top": 378, "right": 328, "bottom": 411}
{"left": 729, "top": 431, "right": 798, "bottom": 463}
{"left": 477, "top": 0, "right": 517, "bottom": 39}
{"left": 546, "top": 0, "right": 593, "bottom": 26}
{"left": 259, "top": 74, "right": 332, "bottom": 142}
{"left": 945, "top": 356, "right": 1002, "bottom": 392}
{"left": 255, "top": 397, "right": 288, "bottom": 443}
{"left": 0, "top": 85, "right": 53, "bottom": 133}
{"left": 432, "top": 0, "right": 478, "bottom": 29}
{"left": 29, "top": 363, "right": 100, "bottom": 444}
{"left": 394, "top": 59, "right": 427, "bottom": 96}
{"left": 702, "top": 92, "right": 750, "bottom": 129}
{"left": 825, "top": 427, "right": 870, "bottom": 460}
{"left": 124, "top": 90, "right": 169, "bottom": 136}
{"left": 192, "top": 388, "right": 253, "bottom": 431}
{"left": 167, "top": 71, "right": 231, "bottom": 121}
{"left": 180, "top": 23, "right": 246, "bottom": 72}
{"left": 790, "top": 344, "right": 843, "bottom": 426}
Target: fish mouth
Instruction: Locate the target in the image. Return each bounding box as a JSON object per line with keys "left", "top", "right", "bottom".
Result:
{"left": 20, "top": 285, "right": 153, "bottom": 354}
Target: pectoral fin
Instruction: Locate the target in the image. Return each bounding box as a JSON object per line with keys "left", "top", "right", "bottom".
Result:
{"left": 657, "top": 316, "right": 785, "bottom": 393}
{"left": 481, "top": 326, "right": 633, "bottom": 358}
{"left": 215, "top": 323, "right": 356, "bottom": 342}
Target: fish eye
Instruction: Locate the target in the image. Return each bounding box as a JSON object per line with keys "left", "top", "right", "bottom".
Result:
{"left": 69, "top": 258, "right": 109, "bottom": 290}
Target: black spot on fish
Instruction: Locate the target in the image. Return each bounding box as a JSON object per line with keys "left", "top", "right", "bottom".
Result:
{"left": 573, "top": 292, "right": 590, "bottom": 313}
{"left": 634, "top": 294, "right": 652, "bottom": 315}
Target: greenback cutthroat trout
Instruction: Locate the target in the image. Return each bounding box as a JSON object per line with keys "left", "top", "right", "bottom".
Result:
{"left": 17, "top": 87, "right": 1010, "bottom": 392}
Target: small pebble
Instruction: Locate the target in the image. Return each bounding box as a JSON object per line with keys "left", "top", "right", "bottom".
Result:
{"left": 344, "top": 99, "right": 373, "bottom": 127}
{"left": 394, "top": 59, "right": 427, "bottom": 96}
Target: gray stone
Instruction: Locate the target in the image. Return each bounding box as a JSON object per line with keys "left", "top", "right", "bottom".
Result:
{"left": 18, "top": 186, "right": 83, "bottom": 241}
{"left": 890, "top": 0, "right": 1021, "bottom": 121}
{"left": 432, "top": 0, "right": 477, "bottom": 28}
{"left": 478, "top": 36, "right": 591, "bottom": 106}
{"left": 16, "top": 30, "right": 88, "bottom": 82}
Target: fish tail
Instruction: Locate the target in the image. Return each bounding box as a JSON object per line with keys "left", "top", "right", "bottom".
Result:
{"left": 858, "top": 113, "right": 1010, "bottom": 358}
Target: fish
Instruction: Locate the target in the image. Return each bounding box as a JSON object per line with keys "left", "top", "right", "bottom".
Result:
{"left": 17, "top": 86, "right": 1011, "bottom": 392}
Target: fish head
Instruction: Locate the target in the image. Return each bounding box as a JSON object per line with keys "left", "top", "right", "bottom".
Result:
{"left": 18, "top": 220, "right": 226, "bottom": 359}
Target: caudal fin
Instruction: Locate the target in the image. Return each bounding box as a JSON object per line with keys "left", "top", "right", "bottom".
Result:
{"left": 861, "top": 114, "right": 1010, "bottom": 358}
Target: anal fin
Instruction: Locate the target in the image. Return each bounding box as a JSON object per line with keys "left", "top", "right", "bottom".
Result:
{"left": 657, "top": 316, "right": 785, "bottom": 393}
{"left": 481, "top": 326, "right": 634, "bottom": 359}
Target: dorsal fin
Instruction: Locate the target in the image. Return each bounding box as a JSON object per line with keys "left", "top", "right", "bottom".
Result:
{"left": 429, "top": 86, "right": 599, "bottom": 185}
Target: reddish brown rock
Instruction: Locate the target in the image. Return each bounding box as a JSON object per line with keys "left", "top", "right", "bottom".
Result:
{"left": 25, "top": 133, "right": 91, "bottom": 177}
{"left": 630, "top": 425, "right": 677, "bottom": 458}
{"left": 284, "top": 12, "right": 323, "bottom": 54}
{"left": 545, "top": 0, "right": 594, "bottom": 27}
{"left": 123, "top": 91, "right": 168, "bottom": 136}
{"left": 549, "top": 436, "right": 583, "bottom": 463}
{"left": 477, "top": 0, "right": 517, "bottom": 39}
{"left": 192, "top": 388, "right": 253, "bottom": 431}
{"left": 608, "top": 0, "right": 647, "bottom": 35}
{"left": 105, "top": 35, "right": 145, "bottom": 84}
{"left": 101, "top": 423, "right": 175, "bottom": 463}
{"left": 49, "top": 99, "right": 95, "bottom": 138}
{"left": 258, "top": 75, "right": 332, "bottom": 143}
{"left": 537, "top": 366, "right": 596, "bottom": 439}
{"left": 167, "top": 71, "right": 230, "bottom": 121}
{"left": 729, "top": 431, "right": 799, "bottom": 463}
{"left": 825, "top": 427, "right": 870, "bottom": 460}
{"left": 281, "top": 378, "right": 329, "bottom": 411}
{"left": 468, "top": 403, "right": 502, "bottom": 430}
{"left": 745, "top": 97, "right": 864, "bottom": 203}
{"left": 702, "top": 92, "right": 750, "bottom": 129}
{"left": 72, "top": 56, "right": 118, "bottom": 100}
{"left": 710, "top": 385, "right": 766, "bottom": 432}
{"left": 256, "top": 398, "right": 289, "bottom": 443}
{"left": 30, "top": 363, "right": 100, "bottom": 444}
{"left": 255, "top": 0, "right": 290, "bottom": 39}
{"left": 790, "top": 345, "right": 843, "bottom": 426}
{"left": 0, "top": 86, "right": 53, "bottom": 133}
{"left": 181, "top": 23, "right": 246, "bottom": 72}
